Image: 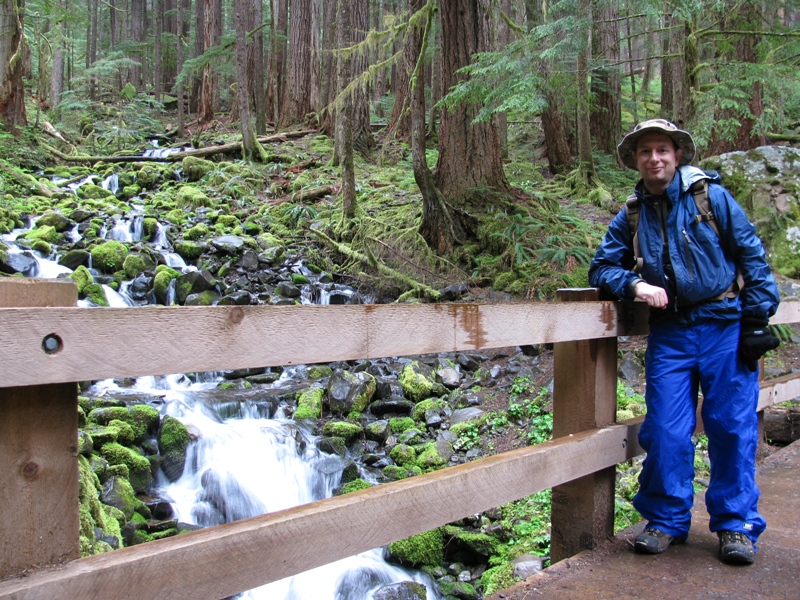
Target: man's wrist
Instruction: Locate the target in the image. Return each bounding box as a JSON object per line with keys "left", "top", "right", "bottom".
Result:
{"left": 629, "top": 278, "right": 644, "bottom": 295}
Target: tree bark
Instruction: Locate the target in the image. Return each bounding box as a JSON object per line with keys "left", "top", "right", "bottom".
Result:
{"left": 387, "top": 5, "right": 414, "bottom": 139}
{"left": 268, "top": 0, "right": 288, "bottom": 124}
{"left": 337, "top": 0, "right": 356, "bottom": 221}
{"left": 190, "top": 0, "right": 205, "bottom": 113}
{"left": 248, "top": 0, "right": 266, "bottom": 134}
{"left": 541, "top": 88, "right": 573, "bottom": 174}
{"left": 319, "top": 0, "right": 338, "bottom": 136}
{"left": 0, "top": 0, "right": 28, "bottom": 132}
{"left": 279, "top": 0, "right": 313, "bottom": 128}
{"left": 198, "top": 0, "right": 220, "bottom": 123}
{"left": 234, "top": 0, "right": 257, "bottom": 160}
{"left": 575, "top": 0, "right": 595, "bottom": 184}
{"left": 351, "top": 0, "right": 374, "bottom": 155}
{"left": 154, "top": 0, "right": 163, "bottom": 101}
{"left": 434, "top": 0, "right": 509, "bottom": 204}
{"left": 175, "top": 0, "right": 185, "bottom": 137}
{"left": 130, "top": 0, "right": 144, "bottom": 88}
{"left": 590, "top": 0, "right": 621, "bottom": 156}
{"left": 660, "top": 13, "right": 673, "bottom": 120}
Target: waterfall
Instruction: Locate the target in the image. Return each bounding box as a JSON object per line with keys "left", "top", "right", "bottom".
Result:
{"left": 89, "top": 374, "right": 442, "bottom": 599}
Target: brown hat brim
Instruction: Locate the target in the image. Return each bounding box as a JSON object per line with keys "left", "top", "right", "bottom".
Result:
{"left": 617, "top": 126, "right": 696, "bottom": 170}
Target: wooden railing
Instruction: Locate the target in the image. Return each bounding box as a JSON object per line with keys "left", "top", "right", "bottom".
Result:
{"left": 1, "top": 279, "right": 798, "bottom": 599}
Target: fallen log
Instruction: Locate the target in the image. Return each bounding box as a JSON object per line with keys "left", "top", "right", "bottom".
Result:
{"left": 766, "top": 133, "right": 800, "bottom": 143}
{"left": 311, "top": 229, "right": 441, "bottom": 302}
{"left": 290, "top": 185, "right": 339, "bottom": 203}
{"left": 46, "top": 129, "right": 319, "bottom": 164}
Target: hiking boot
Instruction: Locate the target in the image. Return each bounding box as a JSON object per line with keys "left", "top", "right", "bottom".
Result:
{"left": 634, "top": 527, "right": 686, "bottom": 554}
{"left": 718, "top": 530, "right": 755, "bottom": 565}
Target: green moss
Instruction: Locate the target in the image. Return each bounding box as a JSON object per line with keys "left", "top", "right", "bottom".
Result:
{"left": 412, "top": 398, "right": 446, "bottom": 422}
{"left": 389, "top": 417, "right": 415, "bottom": 433}
{"left": 69, "top": 265, "right": 94, "bottom": 293}
{"left": 123, "top": 253, "right": 154, "bottom": 279}
{"left": 143, "top": 217, "right": 158, "bottom": 240}
{"left": 91, "top": 241, "right": 129, "bottom": 274}
{"left": 20, "top": 224, "right": 61, "bottom": 244}
{"left": 83, "top": 283, "right": 109, "bottom": 306}
{"left": 184, "top": 222, "right": 210, "bottom": 240}
{"left": 154, "top": 265, "right": 181, "bottom": 304}
{"left": 383, "top": 465, "right": 408, "bottom": 480}
{"left": 295, "top": 386, "right": 324, "bottom": 420}
{"left": 416, "top": 442, "right": 449, "bottom": 470}
{"left": 216, "top": 214, "right": 239, "bottom": 228}
{"left": 101, "top": 442, "right": 151, "bottom": 473}
{"left": 399, "top": 362, "right": 435, "bottom": 402}
{"left": 77, "top": 455, "right": 122, "bottom": 555}
{"left": 322, "top": 420, "right": 363, "bottom": 442}
{"left": 31, "top": 239, "right": 52, "bottom": 255}
{"left": 175, "top": 240, "right": 204, "bottom": 261}
{"left": 389, "top": 443, "right": 417, "bottom": 466}
{"left": 107, "top": 419, "right": 136, "bottom": 446}
{"left": 181, "top": 156, "right": 216, "bottom": 181}
{"left": 388, "top": 529, "right": 444, "bottom": 567}
{"left": 291, "top": 273, "right": 310, "bottom": 285}
{"left": 308, "top": 365, "right": 333, "bottom": 379}
{"left": 159, "top": 416, "right": 190, "bottom": 453}
{"left": 338, "top": 479, "right": 371, "bottom": 494}
{"left": 310, "top": 135, "right": 335, "bottom": 154}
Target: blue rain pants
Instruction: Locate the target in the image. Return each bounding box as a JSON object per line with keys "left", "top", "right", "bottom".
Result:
{"left": 633, "top": 318, "right": 766, "bottom": 546}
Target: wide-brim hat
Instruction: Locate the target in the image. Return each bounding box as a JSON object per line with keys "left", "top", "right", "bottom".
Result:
{"left": 617, "top": 119, "right": 696, "bottom": 170}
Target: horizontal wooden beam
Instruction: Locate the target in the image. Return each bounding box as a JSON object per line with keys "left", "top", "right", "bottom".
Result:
{"left": 759, "top": 371, "right": 800, "bottom": 411}
{"left": 0, "top": 421, "right": 644, "bottom": 600}
{"left": 0, "top": 301, "right": 649, "bottom": 388}
{"left": 772, "top": 300, "right": 800, "bottom": 326}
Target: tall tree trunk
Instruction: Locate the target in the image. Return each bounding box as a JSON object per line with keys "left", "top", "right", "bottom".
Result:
{"left": 337, "top": 0, "right": 356, "bottom": 221}
{"left": 175, "top": 0, "right": 186, "bottom": 136}
{"left": 426, "top": 13, "right": 440, "bottom": 136}
{"left": 435, "top": 0, "right": 508, "bottom": 201}
{"left": 660, "top": 13, "right": 673, "bottom": 120}
{"left": 50, "top": 14, "right": 66, "bottom": 114}
{"left": 429, "top": 0, "right": 509, "bottom": 252}
{"left": 190, "top": 0, "right": 205, "bottom": 113}
{"left": 541, "top": 88, "right": 573, "bottom": 174}
{"left": 198, "top": 0, "right": 220, "bottom": 123}
{"left": 319, "top": 0, "right": 338, "bottom": 136}
{"left": 154, "top": 0, "right": 163, "bottom": 101}
{"left": 575, "top": 0, "right": 595, "bottom": 184}
{"left": 670, "top": 18, "right": 688, "bottom": 128}
{"left": 387, "top": 4, "right": 413, "bottom": 139}
{"left": 269, "top": 0, "right": 288, "bottom": 124}
{"left": 234, "top": 0, "right": 257, "bottom": 159}
{"left": 590, "top": 0, "right": 621, "bottom": 156}
{"left": 351, "top": 0, "right": 374, "bottom": 155}
{"left": 279, "top": 0, "right": 313, "bottom": 128}
{"left": 0, "top": 0, "right": 28, "bottom": 132}
{"left": 130, "top": 0, "right": 144, "bottom": 88}
{"left": 248, "top": 0, "right": 266, "bottom": 134}
{"left": 411, "top": 0, "right": 455, "bottom": 256}
{"left": 706, "top": 1, "right": 763, "bottom": 155}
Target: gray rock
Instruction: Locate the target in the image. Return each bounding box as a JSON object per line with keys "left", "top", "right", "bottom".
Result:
{"left": 450, "top": 407, "right": 484, "bottom": 425}
{"left": 211, "top": 235, "right": 245, "bottom": 253}
{"left": 511, "top": 553, "right": 544, "bottom": 579}
{"left": 372, "top": 581, "right": 427, "bottom": 600}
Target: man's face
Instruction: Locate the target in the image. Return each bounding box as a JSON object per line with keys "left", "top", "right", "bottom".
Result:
{"left": 634, "top": 132, "right": 683, "bottom": 194}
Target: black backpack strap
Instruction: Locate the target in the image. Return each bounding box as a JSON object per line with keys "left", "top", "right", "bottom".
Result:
{"left": 690, "top": 179, "right": 745, "bottom": 299}
{"left": 625, "top": 194, "right": 644, "bottom": 273}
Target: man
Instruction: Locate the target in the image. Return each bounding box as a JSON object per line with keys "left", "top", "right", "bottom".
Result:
{"left": 589, "top": 119, "right": 781, "bottom": 565}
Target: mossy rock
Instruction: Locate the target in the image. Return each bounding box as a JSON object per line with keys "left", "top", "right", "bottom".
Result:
{"left": 176, "top": 185, "right": 211, "bottom": 209}
{"left": 412, "top": 398, "right": 447, "bottom": 422}
{"left": 143, "top": 217, "right": 158, "bottom": 240}
{"left": 91, "top": 241, "right": 129, "bottom": 274}
{"left": 338, "top": 478, "right": 371, "bottom": 495}
{"left": 181, "top": 156, "right": 216, "bottom": 182}
{"left": 77, "top": 183, "right": 115, "bottom": 200}
{"left": 184, "top": 222, "right": 210, "bottom": 241}
{"left": 123, "top": 252, "right": 155, "bottom": 279}
{"left": 399, "top": 362, "right": 436, "bottom": 402}
{"left": 174, "top": 240, "right": 204, "bottom": 261}
{"left": 68, "top": 265, "right": 94, "bottom": 294}
{"left": 153, "top": 265, "right": 181, "bottom": 304}
{"left": 83, "top": 283, "right": 109, "bottom": 306}
{"left": 386, "top": 528, "right": 445, "bottom": 567}
{"left": 307, "top": 365, "right": 333, "bottom": 379}
{"left": 321, "top": 420, "right": 363, "bottom": 442}
{"left": 30, "top": 239, "right": 52, "bottom": 255}
{"left": 36, "top": 210, "right": 73, "bottom": 232}
{"left": 158, "top": 416, "right": 190, "bottom": 481}
{"left": 78, "top": 455, "right": 123, "bottom": 556}
{"left": 389, "top": 443, "right": 417, "bottom": 467}
{"left": 389, "top": 417, "right": 415, "bottom": 433}
{"left": 106, "top": 419, "right": 136, "bottom": 446}
{"left": 295, "top": 386, "right": 324, "bottom": 420}
{"left": 20, "top": 224, "right": 61, "bottom": 244}
{"left": 416, "top": 440, "right": 454, "bottom": 471}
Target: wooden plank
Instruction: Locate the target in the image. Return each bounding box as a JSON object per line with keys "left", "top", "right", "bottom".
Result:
{"left": 759, "top": 371, "right": 800, "bottom": 411}
{"left": 0, "top": 279, "right": 80, "bottom": 578}
{"left": 0, "top": 422, "right": 643, "bottom": 600}
{"left": 0, "top": 301, "right": 648, "bottom": 388}
{"left": 772, "top": 300, "right": 800, "bottom": 326}
{"left": 550, "top": 289, "right": 618, "bottom": 563}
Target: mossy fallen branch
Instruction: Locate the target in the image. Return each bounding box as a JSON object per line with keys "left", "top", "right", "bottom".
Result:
{"left": 291, "top": 185, "right": 340, "bottom": 203}
{"left": 5, "top": 165, "right": 54, "bottom": 198}
{"left": 310, "top": 229, "right": 441, "bottom": 301}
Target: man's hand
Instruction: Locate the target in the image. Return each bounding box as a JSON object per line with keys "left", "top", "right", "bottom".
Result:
{"left": 739, "top": 317, "right": 780, "bottom": 372}
{"left": 634, "top": 280, "right": 669, "bottom": 309}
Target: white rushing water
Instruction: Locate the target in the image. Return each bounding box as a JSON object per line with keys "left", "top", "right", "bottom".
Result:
{"left": 89, "top": 374, "right": 441, "bottom": 599}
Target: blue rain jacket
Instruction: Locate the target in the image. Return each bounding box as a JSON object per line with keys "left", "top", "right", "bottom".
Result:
{"left": 589, "top": 166, "right": 779, "bottom": 324}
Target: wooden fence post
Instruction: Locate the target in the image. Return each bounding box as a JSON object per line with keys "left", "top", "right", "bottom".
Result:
{"left": 0, "top": 279, "right": 80, "bottom": 577}
{"left": 550, "top": 288, "right": 618, "bottom": 563}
